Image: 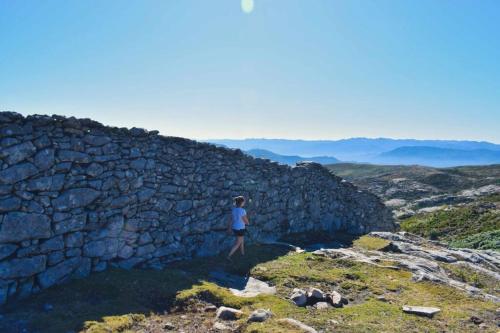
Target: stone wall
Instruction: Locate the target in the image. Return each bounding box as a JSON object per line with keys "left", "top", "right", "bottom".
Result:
{"left": 0, "top": 112, "right": 395, "bottom": 304}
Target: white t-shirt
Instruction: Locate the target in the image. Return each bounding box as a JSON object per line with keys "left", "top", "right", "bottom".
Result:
{"left": 231, "top": 207, "right": 246, "bottom": 230}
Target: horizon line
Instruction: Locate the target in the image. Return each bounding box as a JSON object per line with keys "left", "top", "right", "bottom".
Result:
{"left": 201, "top": 137, "right": 500, "bottom": 145}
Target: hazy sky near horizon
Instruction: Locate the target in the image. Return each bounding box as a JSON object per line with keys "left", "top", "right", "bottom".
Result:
{"left": 1, "top": 0, "right": 499, "bottom": 143}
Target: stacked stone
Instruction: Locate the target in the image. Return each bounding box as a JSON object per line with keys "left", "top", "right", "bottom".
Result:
{"left": 0, "top": 111, "right": 394, "bottom": 304}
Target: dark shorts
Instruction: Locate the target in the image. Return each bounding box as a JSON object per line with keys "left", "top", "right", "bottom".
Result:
{"left": 233, "top": 229, "right": 246, "bottom": 237}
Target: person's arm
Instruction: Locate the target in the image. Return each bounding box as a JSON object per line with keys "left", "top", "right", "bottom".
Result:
{"left": 242, "top": 215, "right": 249, "bottom": 225}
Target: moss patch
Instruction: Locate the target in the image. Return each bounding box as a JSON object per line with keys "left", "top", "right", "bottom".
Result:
{"left": 353, "top": 236, "right": 391, "bottom": 251}
{"left": 83, "top": 314, "right": 145, "bottom": 333}
{"left": 443, "top": 263, "right": 500, "bottom": 295}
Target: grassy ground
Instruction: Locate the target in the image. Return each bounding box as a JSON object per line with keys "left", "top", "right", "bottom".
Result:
{"left": 176, "top": 243, "right": 498, "bottom": 333}
{"left": 442, "top": 263, "right": 500, "bottom": 296}
{"left": 0, "top": 244, "right": 289, "bottom": 333}
{"left": 1, "top": 240, "right": 497, "bottom": 333}
{"left": 400, "top": 201, "right": 500, "bottom": 250}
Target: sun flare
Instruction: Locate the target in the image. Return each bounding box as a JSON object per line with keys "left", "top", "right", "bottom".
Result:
{"left": 241, "top": 0, "right": 254, "bottom": 14}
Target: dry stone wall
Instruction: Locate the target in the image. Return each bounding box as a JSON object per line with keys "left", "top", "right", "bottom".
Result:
{"left": 0, "top": 112, "right": 395, "bottom": 304}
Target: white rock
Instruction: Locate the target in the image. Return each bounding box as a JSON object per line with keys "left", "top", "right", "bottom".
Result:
{"left": 313, "top": 301, "right": 330, "bottom": 310}
{"left": 248, "top": 309, "right": 272, "bottom": 322}
{"left": 216, "top": 306, "right": 244, "bottom": 321}
{"left": 402, "top": 305, "right": 441, "bottom": 317}
{"left": 278, "top": 318, "right": 318, "bottom": 333}
{"left": 307, "top": 287, "right": 326, "bottom": 300}
{"left": 326, "top": 291, "right": 343, "bottom": 307}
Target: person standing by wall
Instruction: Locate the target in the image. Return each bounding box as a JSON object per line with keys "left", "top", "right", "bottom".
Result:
{"left": 227, "top": 196, "right": 250, "bottom": 260}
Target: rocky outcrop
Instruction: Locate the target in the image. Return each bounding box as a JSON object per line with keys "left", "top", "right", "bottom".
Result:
{"left": 313, "top": 232, "right": 500, "bottom": 302}
{"left": 0, "top": 112, "right": 395, "bottom": 304}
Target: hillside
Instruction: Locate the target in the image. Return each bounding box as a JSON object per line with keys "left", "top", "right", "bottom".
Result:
{"left": 400, "top": 197, "right": 500, "bottom": 250}
{"left": 244, "top": 149, "right": 339, "bottom": 166}
{"left": 326, "top": 163, "right": 500, "bottom": 250}
{"left": 326, "top": 163, "right": 500, "bottom": 200}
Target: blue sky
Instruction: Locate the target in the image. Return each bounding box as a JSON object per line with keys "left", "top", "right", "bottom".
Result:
{"left": 1, "top": 0, "right": 499, "bottom": 142}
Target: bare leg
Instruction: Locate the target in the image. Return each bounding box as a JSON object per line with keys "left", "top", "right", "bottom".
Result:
{"left": 240, "top": 237, "right": 245, "bottom": 255}
{"left": 228, "top": 237, "right": 243, "bottom": 259}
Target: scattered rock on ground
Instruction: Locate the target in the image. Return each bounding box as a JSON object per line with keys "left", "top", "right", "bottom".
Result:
{"left": 313, "top": 301, "right": 330, "bottom": 310}
{"left": 248, "top": 309, "right": 272, "bottom": 322}
{"left": 470, "top": 316, "right": 483, "bottom": 325}
{"left": 278, "top": 318, "right": 318, "bottom": 333}
{"left": 204, "top": 304, "right": 217, "bottom": 312}
{"left": 307, "top": 287, "right": 326, "bottom": 301}
{"left": 290, "top": 288, "right": 308, "bottom": 306}
{"left": 376, "top": 295, "right": 388, "bottom": 302}
{"left": 478, "top": 323, "right": 489, "bottom": 330}
{"left": 213, "top": 322, "right": 232, "bottom": 331}
{"left": 215, "top": 306, "right": 244, "bottom": 321}
{"left": 326, "top": 291, "right": 344, "bottom": 308}
{"left": 163, "top": 322, "right": 176, "bottom": 330}
{"left": 402, "top": 305, "right": 441, "bottom": 318}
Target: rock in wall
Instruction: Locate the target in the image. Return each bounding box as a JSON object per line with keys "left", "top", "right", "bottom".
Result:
{"left": 0, "top": 112, "right": 395, "bottom": 304}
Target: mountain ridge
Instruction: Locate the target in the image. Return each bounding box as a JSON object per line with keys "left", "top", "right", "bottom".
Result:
{"left": 375, "top": 146, "right": 500, "bottom": 167}
{"left": 244, "top": 148, "right": 339, "bottom": 166}
{"left": 207, "top": 138, "right": 500, "bottom": 166}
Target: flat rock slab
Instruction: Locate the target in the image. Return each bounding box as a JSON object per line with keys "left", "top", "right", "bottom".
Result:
{"left": 278, "top": 318, "right": 318, "bottom": 333}
{"left": 402, "top": 305, "right": 441, "bottom": 317}
{"left": 209, "top": 270, "right": 276, "bottom": 297}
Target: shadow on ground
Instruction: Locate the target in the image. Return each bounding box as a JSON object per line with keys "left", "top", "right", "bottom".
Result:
{"left": 0, "top": 230, "right": 356, "bottom": 333}
{"left": 0, "top": 244, "right": 291, "bottom": 333}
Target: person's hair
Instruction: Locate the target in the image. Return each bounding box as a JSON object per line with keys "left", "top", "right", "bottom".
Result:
{"left": 234, "top": 196, "right": 245, "bottom": 207}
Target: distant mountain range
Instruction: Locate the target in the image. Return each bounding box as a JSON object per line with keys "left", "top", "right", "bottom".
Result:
{"left": 244, "top": 149, "right": 340, "bottom": 166}
{"left": 374, "top": 146, "right": 500, "bottom": 167}
{"left": 207, "top": 138, "right": 500, "bottom": 167}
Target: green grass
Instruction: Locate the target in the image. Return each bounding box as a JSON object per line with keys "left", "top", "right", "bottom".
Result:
{"left": 179, "top": 249, "right": 498, "bottom": 333}
{"left": 400, "top": 204, "right": 500, "bottom": 249}
{"left": 83, "top": 314, "right": 145, "bottom": 333}
{"left": 443, "top": 263, "right": 500, "bottom": 295}
{"left": 2, "top": 243, "right": 498, "bottom": 333}
{"left": 448, "top": 230, "right": 500, "bottom": 250}
{"left": 353, "top": 235, "right": 391, "bottom": 251}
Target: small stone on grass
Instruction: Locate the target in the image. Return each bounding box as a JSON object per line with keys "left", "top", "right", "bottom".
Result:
{"left": 216, "top": 306, "right": 244, "bottom": 321}
{"left": 248, "top": 309, "right": 272, "bottom": 322}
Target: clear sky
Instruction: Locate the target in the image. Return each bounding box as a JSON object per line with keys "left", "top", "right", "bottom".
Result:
{"left": 1, "top": 0, "right": 499, "bottom": 142}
